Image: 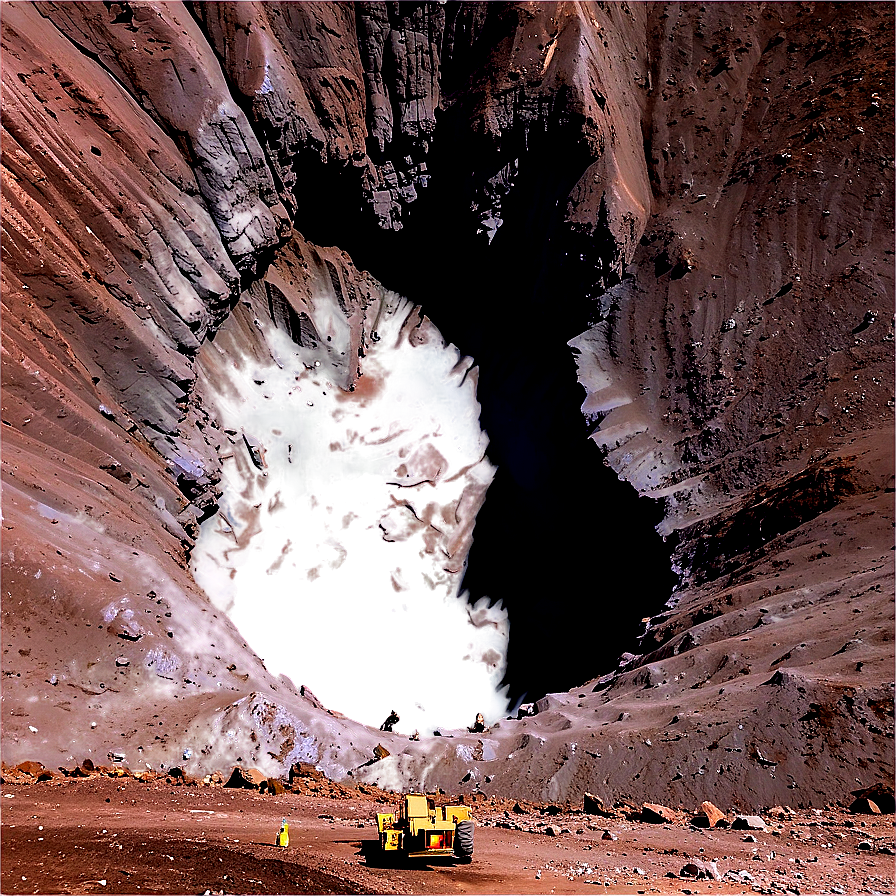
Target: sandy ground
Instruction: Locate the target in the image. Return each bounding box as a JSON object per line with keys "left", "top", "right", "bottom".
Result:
{"left": 1, "top": 777, "right": 894, "bottom": 896}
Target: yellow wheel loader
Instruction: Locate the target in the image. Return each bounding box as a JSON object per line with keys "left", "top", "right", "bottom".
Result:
{"left": 376, "top": 792, "right": 474, "bottom": 862}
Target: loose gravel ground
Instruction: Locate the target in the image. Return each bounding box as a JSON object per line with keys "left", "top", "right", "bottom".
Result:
{"left": 2, "top": 777, "right": 894, "bottom": 894}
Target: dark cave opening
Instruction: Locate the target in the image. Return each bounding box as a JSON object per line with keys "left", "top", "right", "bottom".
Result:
{"left": 287, "top": 124, "right": 677, "bottom": 710}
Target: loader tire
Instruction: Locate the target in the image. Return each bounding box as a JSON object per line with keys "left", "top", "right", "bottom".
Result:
{"left": 454, "top": 819, "right": 474, "bottom": 862}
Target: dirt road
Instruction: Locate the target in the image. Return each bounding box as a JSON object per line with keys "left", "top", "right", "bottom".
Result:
{"left": 1, "top": 778, "right": 893, "bottom": 894}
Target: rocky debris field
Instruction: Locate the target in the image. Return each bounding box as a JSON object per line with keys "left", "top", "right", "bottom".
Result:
{"left": 1, "top": 763, "right": 894, "bottom": 895}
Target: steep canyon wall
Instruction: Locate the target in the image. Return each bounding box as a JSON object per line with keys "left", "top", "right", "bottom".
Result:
{"left": 2, "top": 1, "right": 893, "bottom": 807}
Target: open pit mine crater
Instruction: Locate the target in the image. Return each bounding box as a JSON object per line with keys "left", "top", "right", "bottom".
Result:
{"left": 2, "top": 0, "right": 894, "bottom": 865}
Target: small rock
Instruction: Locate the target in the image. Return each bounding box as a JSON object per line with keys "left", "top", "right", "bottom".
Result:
{"left": 742, "top": 834, "right": 758, "bottom": 842}
{"left": 115, "top": 657, "right": 129, "bottom": 667}
{"left": 857, "top": 840, "right": 873, "bottom": 850}
{"left": 767, "top": 806, "right": 793, "bottom": 819}
{"left": 681, "top": 859, "right": 721, "bottom": 881}
{"left": 732, "top": 814, "right": 768, "bottom": 831}
{"left": 641, "top": 803, "right": 676, "bottom": 824}
{"left": 535, "top": 870, "right": 541, "bottom": 880}
{"left": 545, "top": 825, "right": 558, "bottom": 836}
{"left": 602, "top": 830, "right": 618, "bottom": 841}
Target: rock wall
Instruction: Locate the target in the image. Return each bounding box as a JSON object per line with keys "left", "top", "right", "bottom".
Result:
{"left": 2, "top": 1, "right": 892, "bottom": 806}
{"left": 571, "top": 1, "right": 894, "bottom": 538}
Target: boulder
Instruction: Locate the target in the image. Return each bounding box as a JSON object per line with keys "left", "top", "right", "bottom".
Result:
{"left": 262, "top": 777, "right": 287, "bottom": 795}
{"left": 289, "top": 762, "right": 325, "bottom": 784}
{"left": 641, "top": 803, "right": 676, "bottom": 824}
{"left": 15, "top": 761, "right": 45, "bottom": 777}
{"left": 224, "top": 766, "right": 267, "bottom": 789}
{"left": 849, "top": 797, "right": 882, "bottom": 815}
{"left": 691, "top": 800, "right": 727, "bottom": 828}
{"left": 850, "top": 783, "right": 894, "bottom": 813}
{"left": 173, "top": 773, "right": 198, "bottom": 786}
{"left": 583, "top": 792, "right": 613, "bottom": 816}
{"left": 731, "top": 815, "right": 768, "bottom": 831}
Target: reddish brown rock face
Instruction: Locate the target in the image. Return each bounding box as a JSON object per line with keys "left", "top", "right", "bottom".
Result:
{"left": 1, "top": 1, "right": 892, "bottom": 809}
